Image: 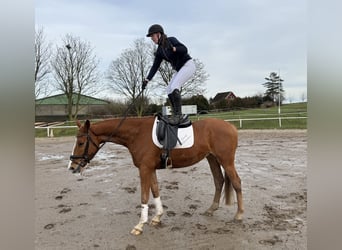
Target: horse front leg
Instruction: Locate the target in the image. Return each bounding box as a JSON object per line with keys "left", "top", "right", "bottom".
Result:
{"left": 150, "top": 171, "right": 163, "bottom": 226}
{"left": 130, "top": 167, "right": 152, "bottom": 236}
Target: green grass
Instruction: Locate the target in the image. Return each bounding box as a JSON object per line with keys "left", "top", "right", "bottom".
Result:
{"left": 35, "top": 126, "right": 78, "bottom": 137}
{"left": 35, "top": 102, "right": 307, "bottom": 137}
{"left": 226, "top": 117, "right": 307, "bottom": 129}
{"left": 193, "top": 102, "right": 307, "bottom": 129}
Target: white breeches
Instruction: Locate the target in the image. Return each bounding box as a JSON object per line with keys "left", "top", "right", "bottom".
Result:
{"left": 166, "top": 59, "right": 196, "bottom": 94}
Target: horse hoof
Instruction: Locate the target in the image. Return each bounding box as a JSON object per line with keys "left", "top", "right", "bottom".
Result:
{"left": 203, "top": 212, "right": 213, "bottom": 217}
{"left": 130, "top": 228, "right": 143, "bottom": 236}
{"left": 234, "top": 214, "right": 243, "bottom": 221}
{"left": 202, "top": 209, "right": 214, "bottom": 216}
{"left": 203, "top": 203, "right": 218, "bottom": 216}
{"left": 150, "top": 220, "right": 161, "bottom": 226}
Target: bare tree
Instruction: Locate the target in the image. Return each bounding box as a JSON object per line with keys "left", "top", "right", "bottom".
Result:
{"left": 107, "top": 38, "right": 209, "bottom": 115}
{"left": 51, "top": 34, "right": 100, "bottom": 120}
{"left": 180, "top": 59, "right": 208, "bottom": 97}
{"left": 158, "top": 60, "right": 173, "bottom": 86}
{"left": 35, "top": 27, "right": 51, "bottom": 98}
{"left": 157, "top": 58, "right": 208, "bottom": 97}
{"left": 107, "top": 38, "right": 153, "bottom": 116}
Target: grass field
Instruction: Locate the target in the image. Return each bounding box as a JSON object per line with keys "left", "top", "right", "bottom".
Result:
{"left": 35, "top": 126, "right": 78, "bottom": 137}
{"left": 194, "top": 102, "right": 307, "bottom": 129}
{"left": 35, "top": 102, "right": 307, "bottom": 137}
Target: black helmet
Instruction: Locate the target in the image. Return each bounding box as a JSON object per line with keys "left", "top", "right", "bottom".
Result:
{"left": 146, "top": 24, "right": 164, "bottom": 37}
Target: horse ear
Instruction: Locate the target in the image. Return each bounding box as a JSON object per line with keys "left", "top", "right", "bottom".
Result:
{"left": 76, "top": 120, "right": 82, "bottom": 128}
{"left": 84, "top": 120, "right": 90, "bottom": 131}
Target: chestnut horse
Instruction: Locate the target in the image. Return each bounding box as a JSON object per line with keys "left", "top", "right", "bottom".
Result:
{"left": 68, "top": 116, "right": 244, "bottom": 235}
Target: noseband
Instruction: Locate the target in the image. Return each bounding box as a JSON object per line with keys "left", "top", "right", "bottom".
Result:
{"left": 69, "top": 132, "right": 104, "bottom": 172}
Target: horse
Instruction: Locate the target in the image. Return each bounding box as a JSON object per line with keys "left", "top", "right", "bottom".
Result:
{"left": 68, "top": 116, "right": 244, "bottom": 235}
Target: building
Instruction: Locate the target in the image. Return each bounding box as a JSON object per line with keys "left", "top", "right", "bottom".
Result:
{"left": 35, "top": 94, "right": 110, "bottom": 122}
{"left": 211, "top": 91, "right": 236, "bottom": 104}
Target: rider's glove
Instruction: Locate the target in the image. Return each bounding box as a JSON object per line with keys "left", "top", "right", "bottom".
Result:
{"left": 142, "top": 79, "right": 149, "bottom": 90}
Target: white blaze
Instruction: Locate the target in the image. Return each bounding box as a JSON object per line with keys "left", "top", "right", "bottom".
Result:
{"left": 67, "top": 138, "right": 77, "bottom": 169}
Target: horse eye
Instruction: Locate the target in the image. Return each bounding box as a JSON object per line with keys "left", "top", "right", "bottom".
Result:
{"left": 78, "top": 142, "right": 84, "bottom": 146}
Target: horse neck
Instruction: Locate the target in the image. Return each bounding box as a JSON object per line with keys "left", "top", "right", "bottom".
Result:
{"left": 91, "top": 118, "right": 142, "bottom": 147}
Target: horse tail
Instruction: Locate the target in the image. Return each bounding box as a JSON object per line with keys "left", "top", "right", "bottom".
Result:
{"left": 224, "top": 172, "right": 235, "bottom": 205}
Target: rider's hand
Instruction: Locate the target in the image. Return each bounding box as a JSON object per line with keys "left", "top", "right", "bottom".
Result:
{"left": 142, "top": 79, "right": 149, "bottom": 90}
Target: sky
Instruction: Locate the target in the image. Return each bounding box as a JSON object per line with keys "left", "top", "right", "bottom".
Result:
{"left": 35, "top": 0, "right": 307, "bottom": 102}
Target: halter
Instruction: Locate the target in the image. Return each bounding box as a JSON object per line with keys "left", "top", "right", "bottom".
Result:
{"left": 69, "top": 132, "right": 104, "bottom": 173}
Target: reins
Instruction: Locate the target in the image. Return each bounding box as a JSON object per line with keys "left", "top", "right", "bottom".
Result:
{"left": 70, "top": 89, "right": 145, "bottom": 171}
{"left": 100, "top": 89, "right": 145, "bottom": 146}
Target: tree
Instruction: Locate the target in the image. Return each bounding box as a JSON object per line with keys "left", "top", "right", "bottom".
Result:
{"left": 227, "top": 95, "right": 263, "bottom": 109}
{"left": 263, "top": 72, "right": 285, "bottom": 105}
{"left": 157, "top": 58, "right": 209, "bottom": 97}
{"left": 50, "top": 34, "right": 100, "bottom": 120}
{"left": 35, "top": 27, "right": 51, "bottom": 98}
{"left": 107, "top": 38, "right": 154, "bottom": 116}
{"left": 183, "top": 95, "right": 209, "bottom": 111}
{"left": 107, "top": 38, "right": 209, "bottom": 115}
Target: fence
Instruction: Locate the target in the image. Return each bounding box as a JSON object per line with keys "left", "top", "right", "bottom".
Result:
{"left": 35, "top": 125, "right": 77, "bottom": 137}
{"left": 35, "top": 116, "right": 307, "bottom": 137}
{"left": 224, "top": 116, "right": 307, "bottom": 128}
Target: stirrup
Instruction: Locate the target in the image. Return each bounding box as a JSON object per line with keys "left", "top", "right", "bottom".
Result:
{"left": 160, "top": 152, "right": 168, "bottom": 169}
{"left": 180, "top": 114, "right": 189, "bottom": 123}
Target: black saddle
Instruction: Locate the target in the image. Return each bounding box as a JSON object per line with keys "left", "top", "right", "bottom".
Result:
{"left": 156, "top": 113, "right": 191, "bottom": 169}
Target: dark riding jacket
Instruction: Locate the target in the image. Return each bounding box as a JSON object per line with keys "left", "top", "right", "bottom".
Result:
{"left": 146, "top": 36, "right": 192, "bottom": 81}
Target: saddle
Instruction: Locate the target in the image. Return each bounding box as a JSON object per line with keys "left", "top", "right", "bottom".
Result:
{"left": 155, "top": 113, "right": 192, "bottom": 169}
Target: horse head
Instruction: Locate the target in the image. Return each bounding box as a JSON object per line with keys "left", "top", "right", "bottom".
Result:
{"left": 68, "top": 120, "right": 101, "bottom": 174}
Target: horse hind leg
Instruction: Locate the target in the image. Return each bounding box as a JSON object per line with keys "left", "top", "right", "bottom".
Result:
{"left": 224, "top": 173, "right": 235, "bottom": 205}
{"left": 221, "top": 160, "right": 244, "bottom": 221}
{"left": 204, "top": 154, "right": 224, "bottom": 216}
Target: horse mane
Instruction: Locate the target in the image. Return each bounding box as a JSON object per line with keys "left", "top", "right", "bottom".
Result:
{"left": 88, "top": 116, "right": 155, "bottom": 136}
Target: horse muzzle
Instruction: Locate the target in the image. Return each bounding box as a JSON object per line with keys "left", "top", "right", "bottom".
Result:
{"left": 69, "top": 155, "right": 89, "bottom": 174}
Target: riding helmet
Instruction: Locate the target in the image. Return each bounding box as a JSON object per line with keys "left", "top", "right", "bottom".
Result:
{"left": 146, "top": 24, "right": 164, "bottom": 37}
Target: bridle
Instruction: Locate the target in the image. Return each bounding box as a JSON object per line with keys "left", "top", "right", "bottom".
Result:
{"left": 69, "top": 131, "right": 104, "bottom": 173}
{"left": 69, "top": 89, "right": 145, "bottom": 173}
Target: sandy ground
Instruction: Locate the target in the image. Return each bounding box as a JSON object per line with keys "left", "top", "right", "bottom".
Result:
{"left": 35, "top": 129, "right": 307, "bottom": 250}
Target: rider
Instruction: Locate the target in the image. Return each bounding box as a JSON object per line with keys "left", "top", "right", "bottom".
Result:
{"left": 142, "top": 24, "right": 196, "bottom": 125}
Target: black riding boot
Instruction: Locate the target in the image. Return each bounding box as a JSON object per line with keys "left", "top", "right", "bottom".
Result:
{"left": 168, "top": 89, "right": 187, "bottom": 125}
{"left": 168, "top": 92, "right": 175, "bottom": 113}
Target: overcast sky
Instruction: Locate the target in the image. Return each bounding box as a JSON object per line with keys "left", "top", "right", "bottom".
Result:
{"left": 35, "top": 0, "right": 306, "bottom": 102}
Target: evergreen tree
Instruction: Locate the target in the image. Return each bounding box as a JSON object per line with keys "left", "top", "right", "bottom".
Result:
{"left": 263, "top": 72, "right": 285, "bottom": 105}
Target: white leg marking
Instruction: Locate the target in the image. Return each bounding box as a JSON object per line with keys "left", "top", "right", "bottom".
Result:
{"left": 67, "top": 138, "right": 77, "bottom": 169}
{"left": 139, "top": 204, "right": 149, "bottom": 224}
{"left": 131, "top": 204, "right": 149, "bottom": 235}
{"left": 151, "top": 197, "right": 163, "bottom": 226}
{"left": 154, "top": 196, "right": 163, "bottom": 216}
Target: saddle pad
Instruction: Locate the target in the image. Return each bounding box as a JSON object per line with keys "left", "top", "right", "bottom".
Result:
{"left": 152, "top": 117, "right": 194, "bottom": 149}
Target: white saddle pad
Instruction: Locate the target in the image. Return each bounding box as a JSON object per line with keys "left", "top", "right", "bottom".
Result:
{"left": 152, "top": 117, "right": 194, "bottom": 149}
